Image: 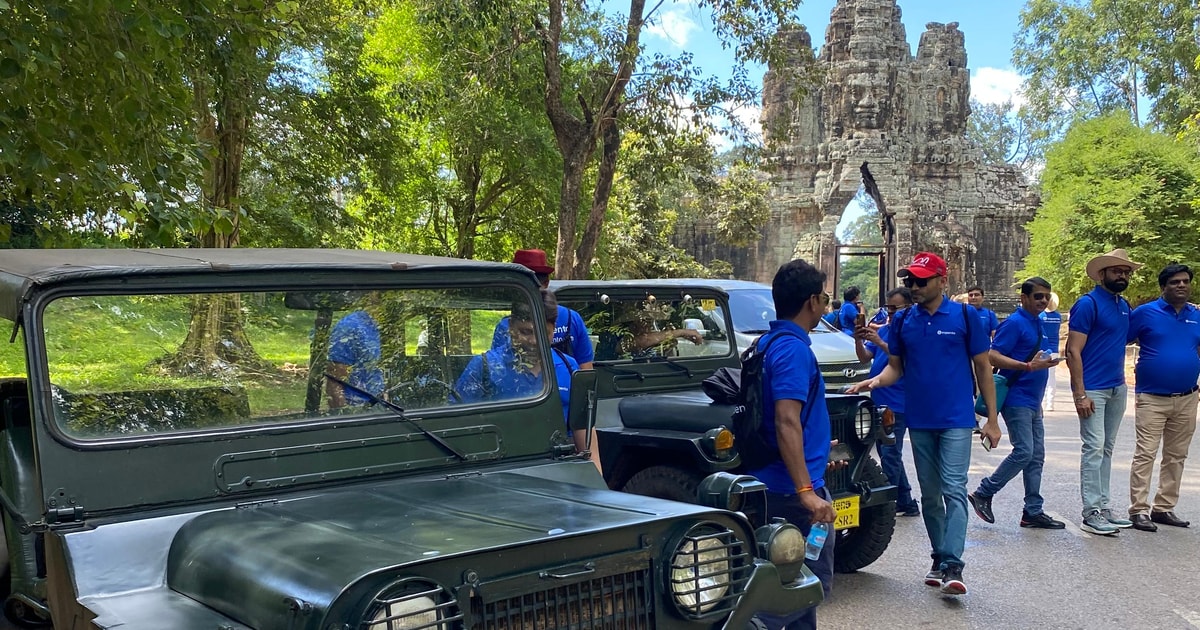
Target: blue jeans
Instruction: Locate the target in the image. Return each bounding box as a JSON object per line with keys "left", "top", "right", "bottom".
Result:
{"left": 909, "top": 428, "right": 973, "bottom": 570}
{"left": 976, "top": 405, "right": 1046, "bottom": 515}
{"left": 876, "top": 412, "right": 917, "bottom": 511}
{"left": 1080, "top": 385, "right": 1128, "bottom": 517}
{"left": 757, "top": 487, "right": 835, "bottom": 630}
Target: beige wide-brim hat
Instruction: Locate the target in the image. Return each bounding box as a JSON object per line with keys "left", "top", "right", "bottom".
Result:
{"left": 1085, "top": 248, "right": 1142, "bottom": 283}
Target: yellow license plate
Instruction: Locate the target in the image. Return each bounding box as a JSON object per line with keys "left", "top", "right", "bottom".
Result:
{"left": 832, "top": 496, "right": 860, "bottom": 529}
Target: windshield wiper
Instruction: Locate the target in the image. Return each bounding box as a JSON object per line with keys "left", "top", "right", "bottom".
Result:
{"left": 646, "top": 355, "right": 694, "bottom": 378}
{"left": 324, "top": 373, "right": 467, "bottom": 461}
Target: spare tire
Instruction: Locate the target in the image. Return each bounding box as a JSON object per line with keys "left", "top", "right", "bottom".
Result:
{"left": 833, "top": 458, "right": 896, "bottom": 573}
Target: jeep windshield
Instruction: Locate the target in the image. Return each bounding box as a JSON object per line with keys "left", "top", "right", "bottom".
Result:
{"left": 566, "top": 293, "right": 732, "bottom": 362}
{"left": 36, "top": 286, "right": 558, "bottom": 440}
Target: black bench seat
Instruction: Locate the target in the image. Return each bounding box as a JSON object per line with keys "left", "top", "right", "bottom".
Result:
{"left": 617, "top": 391, "right": 735, "bottom": 434}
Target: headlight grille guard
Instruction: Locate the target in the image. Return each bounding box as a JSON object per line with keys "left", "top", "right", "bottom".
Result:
{"left": 668, "top": 524, "right": 752, "bottom": 620}
{"left": 362, "top": 579, "right": 463, "bottom": 630}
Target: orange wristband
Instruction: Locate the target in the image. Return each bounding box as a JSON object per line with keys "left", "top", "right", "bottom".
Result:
{"left": 798, "top": 485, "right": 814, "bottom": 493}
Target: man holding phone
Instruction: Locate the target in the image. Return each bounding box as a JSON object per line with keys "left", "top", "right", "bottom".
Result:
{"left": 967, "top": 278, "right": 1066, "bottom": 530}
{"left": 847, "top": 252, "right": 997, "bottom": 596}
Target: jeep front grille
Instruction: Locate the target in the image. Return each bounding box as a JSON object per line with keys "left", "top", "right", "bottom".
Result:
{"left": 474, "top": 568, "right": 652, "bottom": 629}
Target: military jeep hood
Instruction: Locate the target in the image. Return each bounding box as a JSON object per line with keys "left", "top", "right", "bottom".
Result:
{"left": 161, "top": 466, "right": 717, "bottom": 629}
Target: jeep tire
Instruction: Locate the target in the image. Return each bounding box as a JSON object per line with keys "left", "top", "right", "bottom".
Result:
{"left": 833, "top": 457, "right": 896, "bottom": 573}
{"left": 620, "top": 465, "right": 703, "bottom": 504}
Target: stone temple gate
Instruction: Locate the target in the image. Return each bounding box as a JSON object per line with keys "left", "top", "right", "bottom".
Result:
{"left": 675, "top": 0, "right": 1039, "bottom": 309}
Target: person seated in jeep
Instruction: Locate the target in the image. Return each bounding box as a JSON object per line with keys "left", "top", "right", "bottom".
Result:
{"left": 325, "top": 292, "right": 385, "bottom": 409}
{"left": 457, "top": 290, "right": 579, "bottom": 419}
{"left": 598, "top": 299, "right": 704, "bottom": 360}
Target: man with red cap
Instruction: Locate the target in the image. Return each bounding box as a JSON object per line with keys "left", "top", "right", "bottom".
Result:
{"left": 492, "top": 249, "right": 594, "bottom": 370}
{"left": 848, "top": 252, "right": 998, "bottom": 596}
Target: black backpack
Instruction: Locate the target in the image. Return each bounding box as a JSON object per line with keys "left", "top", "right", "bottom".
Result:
{"left": 703, "top": 331, "right": 801, "bottom": 471}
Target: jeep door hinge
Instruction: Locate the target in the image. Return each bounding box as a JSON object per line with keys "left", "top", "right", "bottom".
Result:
{"left": 45, "top": 504, "right": 84, "bottom": 526}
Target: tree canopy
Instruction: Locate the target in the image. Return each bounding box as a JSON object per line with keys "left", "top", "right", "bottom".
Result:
{"left": 1021, "top": 113, "right": 1200, "bottom": 303}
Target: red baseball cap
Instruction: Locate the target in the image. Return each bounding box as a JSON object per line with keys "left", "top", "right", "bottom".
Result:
{"left": 512, "top": 249, "right": 554, "bottom": 274}
{"left": 897, "top": 252, "right": 947, "bottom": 279}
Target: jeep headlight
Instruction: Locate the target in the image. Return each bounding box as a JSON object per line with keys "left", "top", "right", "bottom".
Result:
{"left": 669, "top": 524, "right": 749, "bottom": 618}
{"left": 365, "top": 580, "right": 461, "bottom": 630}
{"left": 855, "top": 403, "right": 875, "bottom": 441}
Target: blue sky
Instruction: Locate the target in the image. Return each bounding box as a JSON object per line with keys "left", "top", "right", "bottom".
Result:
{"left": 642, "top": 0, "right": 1028, "bottom": 129}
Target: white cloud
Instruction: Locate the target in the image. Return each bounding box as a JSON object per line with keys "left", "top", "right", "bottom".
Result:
{"left": 646, "top": 9, "right": 699, "bottom": 48}
{"left": 971, "top": 67, "right": 1027, "bottom": 109}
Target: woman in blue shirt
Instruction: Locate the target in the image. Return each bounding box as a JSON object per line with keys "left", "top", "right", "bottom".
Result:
{"left": 1039, "top": 292, "right": 1062, "bottom": 411}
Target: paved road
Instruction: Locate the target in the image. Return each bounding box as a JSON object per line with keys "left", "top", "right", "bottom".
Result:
{"left": 822, "top": 366, "right": 1200, "bottom": 629}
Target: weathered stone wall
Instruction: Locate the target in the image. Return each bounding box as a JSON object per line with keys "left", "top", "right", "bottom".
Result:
{"left": 675, "top": 0, "right": 1039, "bottom": 312}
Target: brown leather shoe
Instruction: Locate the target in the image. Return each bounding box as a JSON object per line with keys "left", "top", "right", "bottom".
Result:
{"left": 1150, "top": 511, "right": 1190, "bottom": 528}
{"left": 1130, "top": 513, "right": 1157, "bottom": 532}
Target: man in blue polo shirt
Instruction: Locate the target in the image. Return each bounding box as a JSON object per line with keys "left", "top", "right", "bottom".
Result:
{"left": 749, "top": 259, "right": 834, "bottom": 630}
{"left": 1126, "top": 264, "right": 1200, "bottom": 532}
{"left": 1066, "top": 248, "right": 1140, "bottom": 535}
{"left": 838, "top": 286, "right": 862, "bottom": 335}
{"left": 967, "top": 277, "right": 1065, "bottom": 530}
{"left": 492, "top": 249, "right": 595, "bottom": 370}
{"left": 1040, "top": 293, "right": 1063, "bottom": 411}
{"left": 966, "top": 286, "right": 1000, "bottom": 337}
{"left": 848, "top": 251, "right": 997, "bottom": 596}
{"left": 854, "top": 287, "right": 920, "bottom": 517}
{"left": 326, "top": 294, "right": 384, "bottom": 409}
{"left": 459, "top": 290, "right": 579, "bottom": 422}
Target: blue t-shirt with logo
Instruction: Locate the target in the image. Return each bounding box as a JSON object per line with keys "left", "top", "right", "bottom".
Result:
{"left": 839, "top": 301, "right": 860, "bottom": 335}
{"left": 1068, "top": 287, "right": 1130, "bottom": 391}
{"left": 891, "top": 298, "right": 990, "bottom": 429}
{"left": 747, "top": 320, "right": 831, "bottom": 494}
{"left": 865, "top": 325, "right": 904, "bottom": 414}
{"left": 992, "top": 307, "right": 1049, "bottom": 409}
{"left": 1039, "top": 310, "right": 1062, "bottom": 352}
{"left": 456, "top": 346, "right": 578, "bottom": 422}
{"left": 493, "top": 305, "right": 595, "bottom": 365}
{"left": 978, "top": 307, "right": 1000, "bottom": 337}
{"left": 327, "top": 310, "right": 383, "bottom": 405}
{"left": 1127, "top": 298, "right": 1200, "bottom": 395}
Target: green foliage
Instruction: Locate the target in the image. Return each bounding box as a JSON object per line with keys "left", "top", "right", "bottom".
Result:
{"left": 967, "top": 99, "right": 1047, "bottom": 171}
{"left": 840, "top": 257, "right": 881, "bottom": 308}
{"left": 1014, "top": 0, "right": 1200, "bottom": 156}
{"left": 1021, "top": 113, "right": 1200, "bottom": 303}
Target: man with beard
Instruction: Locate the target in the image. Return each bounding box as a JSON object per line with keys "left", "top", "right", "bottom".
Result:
{"left": 1125, "top": 264, "right": 1200, "bottom": 532}
{"left": 1066, "top": 249, "right": 1140, "bottom": 535}
{"left": 848, "top": 252, "right": 998, "bottom": 596}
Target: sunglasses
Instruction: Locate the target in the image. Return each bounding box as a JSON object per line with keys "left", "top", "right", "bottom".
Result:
{"left": 1030, "top": 292, "right": 1051, "bottom": 300}
{"left": 885, "top": 305, "right": 900, "bottom": 312}
{"left": 902, "top": 275, "right": 939, "bottom": 288}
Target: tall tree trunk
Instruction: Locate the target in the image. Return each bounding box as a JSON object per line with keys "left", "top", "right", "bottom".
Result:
{"left": 158, "top": 58, "right": 270, "bottom": 377}
{"left": 538, "top": 0, "right": 645, "bottom": 280}
{"left": 574, "top": 118, "right": 620, "bottom": 278}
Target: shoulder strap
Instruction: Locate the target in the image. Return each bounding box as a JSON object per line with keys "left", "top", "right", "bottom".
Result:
{"left": 961, "top": 303, "right": 972, "bottom": 359}
{"left": 551, "top": 347, "right": 573, "bottom": 372}
{"left": 888, "top": 305, "right": 913, "bottom": 361}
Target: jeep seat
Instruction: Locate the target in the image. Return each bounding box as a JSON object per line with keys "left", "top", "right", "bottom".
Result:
{"left": 617, "top": 391, "right": 735, "bottom": 434}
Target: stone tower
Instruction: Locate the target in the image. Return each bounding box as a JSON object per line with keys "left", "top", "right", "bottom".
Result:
{"left": 681, "top": 0, "right": 1039, "bottom": 310}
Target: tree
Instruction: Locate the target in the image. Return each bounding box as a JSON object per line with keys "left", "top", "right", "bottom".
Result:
{"left": 349, "top": 0, "right": 561, "bottom": 262}
{"left": 533, "top": 0, "right": 805, "bottom": 278}
{"left": 1013, "top": 0, "right": 1200, "bottom": 150}
{"left": 1021, "top": 113, "right": 1200, "bottom": 303}
{"left": 967, "top": 99, "right": 1046, "bottom": 171}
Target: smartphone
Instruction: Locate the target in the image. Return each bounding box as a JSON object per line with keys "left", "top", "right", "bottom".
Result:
{"left": 855, "top": 312, "right": 867, "bottom": 327}
{"left": 980, "top": 434, "right": 993, "bottom": 452}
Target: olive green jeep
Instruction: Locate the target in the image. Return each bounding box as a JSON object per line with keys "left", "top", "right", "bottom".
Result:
{"left": 0, "top": 249, "right": 821, "bottom": 629}
{"left": 552, "top": 280, "right": 897, "bottom": 574}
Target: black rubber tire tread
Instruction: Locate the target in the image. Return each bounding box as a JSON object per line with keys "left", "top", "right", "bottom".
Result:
{"left": 620, "top": 465, "right": 703, "bottom": 504}
{"left": 833, "top": 457, "right": 896, "bottom": 574}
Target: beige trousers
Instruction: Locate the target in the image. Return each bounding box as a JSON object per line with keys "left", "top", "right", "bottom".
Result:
{"left": 1129, "top": 392, "right": 1199, "bottom": 515}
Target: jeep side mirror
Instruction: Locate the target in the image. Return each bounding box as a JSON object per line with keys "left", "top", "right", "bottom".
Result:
{"left": 567, "top": 369, "right": 597, "bottom": 435}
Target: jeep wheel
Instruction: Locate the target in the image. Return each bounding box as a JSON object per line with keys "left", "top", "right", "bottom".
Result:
{"left": 833, "top": 458, "right": 895, "bottom": 574}
{"left": 620, "top": 465, "right": 703, "bottom": 504}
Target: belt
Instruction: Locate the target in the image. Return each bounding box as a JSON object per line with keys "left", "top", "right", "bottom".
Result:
{"left": 1145, "top": 385, "right": 1200, "bottom": 398}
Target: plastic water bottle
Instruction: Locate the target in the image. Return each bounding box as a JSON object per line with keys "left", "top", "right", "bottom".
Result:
{"left": 805, "top": 522, "right": 830, "bottom": 561}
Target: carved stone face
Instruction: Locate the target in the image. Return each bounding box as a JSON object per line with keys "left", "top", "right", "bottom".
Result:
{"left": 846, "top": 70, "right": 890, "bottom": 130}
